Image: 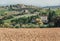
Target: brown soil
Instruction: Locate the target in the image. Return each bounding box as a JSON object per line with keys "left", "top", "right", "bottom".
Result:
{"left": 0, "top": 28, "right": 60, "bottom": 41}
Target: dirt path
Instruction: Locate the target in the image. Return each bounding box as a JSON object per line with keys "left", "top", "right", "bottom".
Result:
{"left": 0, "top": 28, "right": 60, "bottom": 41}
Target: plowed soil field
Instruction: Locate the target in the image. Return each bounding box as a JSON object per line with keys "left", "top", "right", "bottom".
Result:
{"left": 0, "top": 28, "right": 60, "bottom": 41}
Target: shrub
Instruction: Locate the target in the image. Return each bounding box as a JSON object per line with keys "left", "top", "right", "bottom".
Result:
{"left": 0, "top": 19, "right": 4, "bottom": 24}
{"left": 3, "top": 15, "right": 14, "bottom": 20}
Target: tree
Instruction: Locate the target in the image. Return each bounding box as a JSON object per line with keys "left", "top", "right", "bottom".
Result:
{"left": 0, "top": 19, "right": 4, "bottom": 24}
{"left": 9, "top": 5, "right": 12, "bottom": 11}
{"left": 48, "top": 8, "right": 56, "bottom": 23}
{"left": 54, "top": 16, "right": 60, "bottom": 27}
{"left": 48, "top": 8, "right": 56, "bottom": 27}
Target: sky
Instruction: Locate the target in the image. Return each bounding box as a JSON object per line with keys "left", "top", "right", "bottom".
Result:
{"left": 0, "top": 0, "right": 60, "bottom": 7}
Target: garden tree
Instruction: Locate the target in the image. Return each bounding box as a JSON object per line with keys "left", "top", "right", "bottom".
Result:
{"left": 52, "top": 11, "right": 56, "bottom": 16}
{"left": 48, "top": 8, "right": 57, "bottom": 27}
{"left": 48, "top": 11, "right": 56, "bottom": 22}
{"left": 3, "top": 23, "right": 10, "bottom": 28}
{"left": 35, "top": 18, "right": 43, "bottom": 26}
{"left": 11, "top": 19, "right": 17, "bottom": 26}
{"left": 48, "top": 8, "right": 56, "bottom": 23}
{"left": 48, "top": 8, "right": 52, "bottom": 23}
{"left": 34, "top": 9, "right": 39, "bottom": 12}
{"left": 0, "top": 19, "right": 4, "bottom": 24}
{"left": 54, "top": 16, "right": 60, "bottom": 27}
{"left": 3, "top": 15, "right": 14, "bottom": 20}
{"left": 13, "top": 5, "right": 17, "bottom": 7}
{"left": 0, "top": 19, "right": 4, "bottom": 27}
{"left": 28, "top": 17, "right": 31, "bottom": 23}
{"left": 9, "top": 5, "right": 12, "bottom": 11}
{"left": 42, "top": 12, "right": 47, "bottom": 16}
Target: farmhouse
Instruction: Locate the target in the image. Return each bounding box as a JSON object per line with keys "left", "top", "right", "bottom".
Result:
{"left": 40, "top": 15, "right": 48, "bottom": 24}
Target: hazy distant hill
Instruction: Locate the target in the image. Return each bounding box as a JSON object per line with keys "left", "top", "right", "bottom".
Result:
{"left": 43, "top": 6, "right": 60, "bottom": 8}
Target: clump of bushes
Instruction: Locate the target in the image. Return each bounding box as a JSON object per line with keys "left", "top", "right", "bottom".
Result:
{"left": 3, "top": 15, "right": 14, "bottom": 20}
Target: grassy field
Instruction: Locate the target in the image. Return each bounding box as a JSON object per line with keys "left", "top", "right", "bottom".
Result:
{"left": 0, "top": 9, "right": 8, "bottom": 15}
